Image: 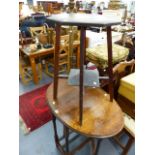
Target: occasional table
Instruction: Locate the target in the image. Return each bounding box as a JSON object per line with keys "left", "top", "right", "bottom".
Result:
{"left": 46, "top": 13, "right": 124, "bottom": 154}
{"left": 46, "top": 79, "right": 124, "bottom": 154}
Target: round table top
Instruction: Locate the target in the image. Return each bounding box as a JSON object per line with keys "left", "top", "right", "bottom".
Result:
{"left": 46, "top": 79, "right": 124, "bottom": 138}
{"left": 46, "top": 13, "right": 121, "bottom": 27}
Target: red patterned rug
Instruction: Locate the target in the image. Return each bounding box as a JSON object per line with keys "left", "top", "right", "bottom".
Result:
{"left": 19, "top": 84, "right": 53, "bottom": 132}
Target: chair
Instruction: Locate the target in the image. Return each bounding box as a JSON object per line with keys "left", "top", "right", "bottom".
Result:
{"left": 19, "top": 29, "right": 34, "bottom": 45}
{"left": 19, "top": 50, "right": 42, "bottom": 85}
{"left": 113, "top": 59, "right": 135, "bottom": 155}
{"left": 113, "top": 59, "right": 135, "bottom": 100}
{"left": 45, "top": 35, "right": 70, "bottom": 76}
{"left": 19, "top": 32, "right": 42, "bottom": 84}
{"left": 113, "top": 113, "right": 135, "bottom": 155}
{"left": 29, "top": 26, "right": 47, "bottom": 44}
{"left": 29, "top": 25, "right": 50, "bottom": 61}
{"left": 100, "top": 59, "right": 135, "bottom": 96}
{"left": 29, "top": 26, "right": 46, "bottom": 36}
{"left": 96, "top": 59, "right": 135, "bottom": 155}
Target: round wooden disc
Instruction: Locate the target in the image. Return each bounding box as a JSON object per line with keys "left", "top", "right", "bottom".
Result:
{"left": 46, "top": 79, "right": 124, "bottom": 138}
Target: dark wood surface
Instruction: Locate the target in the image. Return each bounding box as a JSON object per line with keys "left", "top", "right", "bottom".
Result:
{"left": 46, "top": 78, "right": 124, "bottom": 138}
{"left": 79, "top": 27, "right": 86, "bottom": 125}
{"left": 46, "top": 13, "right": 121, "bottom": 27}
{"left": 107, "top": 26, "right": 113, "bottom": 101}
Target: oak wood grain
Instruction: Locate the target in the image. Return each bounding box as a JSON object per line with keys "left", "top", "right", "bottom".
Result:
{"left": 46, "top": 78, "right": 124, "bottom": 138}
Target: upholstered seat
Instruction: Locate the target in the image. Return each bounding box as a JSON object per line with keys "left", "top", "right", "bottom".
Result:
{"left": 118, "top": 73, "right": 135, "bottom": 103}
{"left": 86, "top": 44, "right": 129, "bottom": 69}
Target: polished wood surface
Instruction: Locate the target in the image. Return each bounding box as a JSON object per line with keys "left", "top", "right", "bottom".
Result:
{"left": 46, "top": 78, "right": 124, "bottom": 138}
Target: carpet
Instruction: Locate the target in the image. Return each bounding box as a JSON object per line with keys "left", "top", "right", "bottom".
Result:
{"left": 19, "top": 84, "right": 53, "bottom": 133}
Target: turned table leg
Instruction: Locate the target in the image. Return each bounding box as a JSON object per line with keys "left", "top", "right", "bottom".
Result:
{"left": 30, "top": 57, "right": 39, "bottom": 84}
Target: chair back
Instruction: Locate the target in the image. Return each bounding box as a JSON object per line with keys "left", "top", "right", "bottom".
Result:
{"left": 113, "top": 59, "right": 135, "bottom": 75}
{"left": 112, "top": 59, "right": 135, "bottom": 99}
{"left": 29, "top": 26, "right": 48, "bottom": 44}
{"left": 59, "top": 35, "right": 69, "bottom": 57}
{"left": 60, "top": 35, "right": 69, "bottom": 47}
{"left": 29, "top": 26, "right": 46, "bottom": 37}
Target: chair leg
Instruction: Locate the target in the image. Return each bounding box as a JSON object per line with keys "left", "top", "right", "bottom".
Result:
{"left": 121, "top": 137, "right": 134, "bottom": 155}
{"left": 64, "top": 126, "right": 70, "bottom": 152}
{"left": 19, "top": 63, "right": 32, "bottom": 84}
{"left": 45, "top": 62, "right": 54, "bottom": 77}
{"left": 19, "top": 65, "right": 27, "bottom": 85}
{"left": 93, "top": 139, "right": 102, "bottom": 155}
{"left": 38, "top": 63, "right": 42, "bottom": 80}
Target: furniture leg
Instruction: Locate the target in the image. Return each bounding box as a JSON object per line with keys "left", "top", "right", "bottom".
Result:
{"left": 93, "top": 139, "right": 101, "bottom": 155}
{"left": 64, "top": 126, "right": 70, "bottom": 153}
{"left": 19, "top": 62, "right": 27, "bottom": 84}
{"left": 79, "top": 27, "right": 86, "bottom": 125}
{"left": 121, "top": 137, "right": 134, "bottom": 155}
{"left": 91, "top": 139, "right": 96, "bottom": 155}
{"left": 68, "top": 26, "right": 73, "bottom": 72}
{"left": 76, "top": 46, "right": 80, "bottom": 68}
{"left": 29, "top": 57, "right": 39, "bottom": 84}
{"left": 52, "top": 115, "right": 59, "bottom": 147}
{"left": 38, "top": 62, "right": 42, "bottom": 80}
{"left": 53, "top": 24, "right": 61, "bottom": 100}
{"left": 107, "top": 26, "right": 113, "bottom": 101}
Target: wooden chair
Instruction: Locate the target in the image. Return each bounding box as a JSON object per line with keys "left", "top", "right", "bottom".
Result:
{"left": 29, "top": 26, "right": 48, "bottom": 44}
{"left": 113, "top": 59, "right": 135, "bottom": 99}
{"left": 29, "top": 26, "right": 46, "bottom": 37}
{"left": 113, "top": 59, "right": 135, "bottom": 155}
{"left": 100, "top": 59, "right": 135, "bottom": 98}
{"left": 113, "top": 113, "right": 135, "bottom": 155}
{"left": 45, "top": 35, "right": 70, "bottom": 76}
{"left": 19, "top": 32, "right": 42, "bottom": 84}
{"left": 19, "top": 29, "right": 34, "bottom": 45}
{"left": 96, "top": 59, "right": 135, "bottom": 155}
{"left": 19, "top": 51, "right": 42, "bottom": 85}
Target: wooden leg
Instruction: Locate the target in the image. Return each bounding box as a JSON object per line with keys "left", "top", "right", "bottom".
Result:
{"left": 67, "top": 45, "right": 71, "bottom": 73}
{"left": 52, "top": 115, "right": 59, "bottom": 147}
{"left": 76, "top": 46, "right": 80, "bottom": 68}
{"left": 30, "top": 57, "right": 39, "bottom": 84}
{"left": 38, "top": 63, "right": 42, "bottom": 80}
{"left": 91, "top": 139, "right": 96, "bottom": 155}
{"left": 106, "top": 26, "right": 113, "bottom": 102}
{"left": 93, "top": 139, "right": 101, "bottom": 155}
{"left": 64, "top": 126, "right": 70, "bottom": 153}
{"left": 53, "top": 24, "right": 61, "bottom": 100}
{"left": 121, "top": 137, "right": 134, "bottom": 155}
{"left": 19, "top": 62, "right": 27, "bottom": 84}
{"left": 79, "top": 27, "right": 86, "bottom": 126}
